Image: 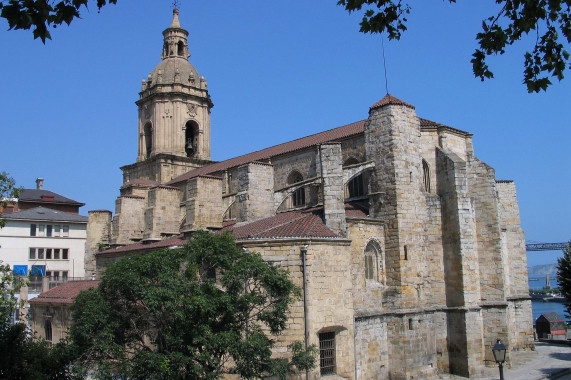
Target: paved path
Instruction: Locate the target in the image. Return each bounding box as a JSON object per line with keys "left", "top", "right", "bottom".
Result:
{"left": 439, "top": 342, "right": 571, "bottom": 380}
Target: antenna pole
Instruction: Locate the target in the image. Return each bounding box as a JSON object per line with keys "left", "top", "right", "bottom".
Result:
{"left": 381, "top": 34, "right": 389, "bottom": 95}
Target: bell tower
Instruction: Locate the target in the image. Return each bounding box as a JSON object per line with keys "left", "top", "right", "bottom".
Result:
{"left": 122, "top": 9, "right": 213, "bottom": 184}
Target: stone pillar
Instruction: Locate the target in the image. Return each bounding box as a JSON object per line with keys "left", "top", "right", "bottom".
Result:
{"left": 235, "top": 162, "right": 275, "bottom": 224}
{"left": 183, "top": 176, "right": 223, "bottom": 231}
{"left": 436, "top": 148, "right": 485, "bottom": 376}
{"left": 143, "top": 185, "right": 181, "bottom": 241}
{"left": 85, "top": 210, "right": 112, "bottom": 279}
{"left": 318, "top": 143, "right": 346, "bottom": 236}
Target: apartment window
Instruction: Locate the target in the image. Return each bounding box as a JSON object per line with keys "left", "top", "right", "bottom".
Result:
{"left": 62, "top": 249, "right": 69, "bottom": 260}
{"left": 319, "top": 331, "right": 336, "bottom": 376}
{"left": 39, "top": 224, "right": 45, "bottom": 236}
{"left": 44, "top": 320, "right": 52, "bottom": 342}
{"left": 53, "top": 271, "right": 60, "bottom": 281}
{"left": 46, "top": 225, "right": 52, "bottom": 237}
{"left": 37, "top": 248, "right": 45, "bottom": 260}
{"left": 46, "top": 249, "right": 52, "bottom": 260}
{"left": 54, "top": 225, "right": 61, "bottom": 237}
{"left": 30, "top": 224, "right": 37, "bottom": 236}
{"left": 29, "top": 248, "right": 35, "bottom": 260}
{"left": 54, "top": 249, "right": 60, "bottom": 259}
{"left": 29, "top": 247, "right": 69, "bottom": 260}
{"left": 63, "top": 225, "right": 69, "bottom": 237}
{"left": 62, "top": 271, "right": 68, "bottom": 281}
{"left": 46, "top": 271, "right": 52, "bottom": 279}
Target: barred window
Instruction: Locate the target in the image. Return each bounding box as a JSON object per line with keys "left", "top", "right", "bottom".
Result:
{"left": 319, "top": 331, "right": 336, "bottom": 375}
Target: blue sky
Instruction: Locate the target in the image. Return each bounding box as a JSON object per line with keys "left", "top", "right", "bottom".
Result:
{"left": 1, "top": 1, "right": 568, "bottom": 266}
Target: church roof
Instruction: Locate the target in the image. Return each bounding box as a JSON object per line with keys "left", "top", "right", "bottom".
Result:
{"left": 167, "top": 119, "right": 367, "bottom": 185}
{"left": 219, "top": 208, "right": 340, "bottom": 240}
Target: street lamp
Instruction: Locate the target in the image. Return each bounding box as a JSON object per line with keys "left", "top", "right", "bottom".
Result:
{"left": 492, "top": 338, "right": 507, "bottom": 380}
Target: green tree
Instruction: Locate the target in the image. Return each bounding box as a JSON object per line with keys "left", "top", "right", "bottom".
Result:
{"left": 0, "top": 0, "right": 117, "bottom": 42}
{"left": 0, "top": 171, "right": 19, "bottom": 228}
{"left": 557, "top": 241, "right": 571, "bottom": 319}
{"left": 339, "top": 0, "right": 571, "bottom": 92}
{"left": 69, "top": 231, "right": 316, "bottom": 379}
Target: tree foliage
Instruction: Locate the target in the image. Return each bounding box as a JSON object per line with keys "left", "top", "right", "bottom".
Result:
{"left": 69, "top": 231, "right": 316, "bottom": 379}
{"left": 0, "top": 0, "right": 117, "bottom": 42}
{"left": 0, "top": 171, "right": 19, "bottom": 228}
{"left": 339, "top": 0, "right": 571, "bottom": 92}
{"left": 557, "top": 241, "right": 571, "bottom": 319}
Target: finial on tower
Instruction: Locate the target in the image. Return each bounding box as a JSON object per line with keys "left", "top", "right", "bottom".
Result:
{"left": 171, "top": 8, "right": 181, "bottom": 28}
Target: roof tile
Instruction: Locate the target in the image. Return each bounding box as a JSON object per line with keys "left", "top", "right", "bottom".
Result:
{"left": 29, "top": 280, "right": 100, "bottom": 305}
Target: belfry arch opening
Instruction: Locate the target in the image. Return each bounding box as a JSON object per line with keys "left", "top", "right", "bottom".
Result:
{"left": 143, "top": 122, "right": 153, "bottom": 159}
{"left": 177, "top": 41, "right": 185, "bottom": 56}
{"left": 185, "top": 120, "right": 200, "bottom": 158}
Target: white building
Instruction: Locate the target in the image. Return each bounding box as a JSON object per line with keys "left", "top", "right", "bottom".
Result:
{"left": 0, "top": 179, "right": 87, "bottom": 322}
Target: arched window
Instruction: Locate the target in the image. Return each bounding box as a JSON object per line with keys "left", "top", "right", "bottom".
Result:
{"left": 143, "top": 123, "right": 153, "bottom": 159}
{"left": 364, "top": 240, "right": 384, "bottom": 284}
{"left": 287, "top": 171, "right": 305, "bottom": 207}
{"left": 185, "top": 121, "right": 200, "bottom": 158}
{"left": 422, "top": 159, "right": 431, "bottom": 193}
{"left": 44, "top": 319, "right": 52, "bottom": 342}
{"left": 177, "top": 41, "right": 185, "bottom": 56}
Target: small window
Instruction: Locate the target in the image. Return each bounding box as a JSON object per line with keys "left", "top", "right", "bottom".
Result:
{"left": 37, "top": 248, "right": 45, "bottom": 260}
{"left": 53, "top": 271, "right": 59, "bottom": 281}
{"left": 62, "top": 226, "right": 69, "bottom": 237}
{"left": 348, "top": 173, "right": 365, "bottom": 198}
{"left": 319, "top": 331, "right": 336, "bottom": 376}
{"left": 46, "top": 249, "right": 52, "bottom": 260}
{"left": 62, "top": 249, "right": 69, "bottom": 260}
{"left": 44, "top": 320, "right": 52, "bottom": 342}
{"left": 39, "top": 224, "right": 45, "bottom": 236}
{"left": 30, "top": 224, "right": 37, "bottom": 236}
{"left": 53, "top": 249, "right": 60, "bottom": 260}
{"left": 46, "top": 225, "right": 52, "bottom": 237}
{"left": 54, "top": 225, "right": 61, "bottom": 237}
{"left": 45, "top": 271, "right": 52, "bottom": 279}
{"left": 29, "top": 248, "right": 36, "bottom": 260}
{"left": 62, "top": 271, "right": 68, "bottom": 281}
{"left": 292, "top": 187, "right": 306, "bottom": 207}
{"left": 423, "top": 160, "right": 431, "bottom": 193}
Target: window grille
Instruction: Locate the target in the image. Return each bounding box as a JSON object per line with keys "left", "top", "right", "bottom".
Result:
{"left": 319, "top": 331, "right": 336, "bottom": 375}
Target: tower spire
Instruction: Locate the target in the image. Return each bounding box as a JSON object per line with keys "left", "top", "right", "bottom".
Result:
{"left": 170, "top": 8, "right": 181, "bottom": 28}
{"left": 161, "top": 9, "right": 190, "bottom": 60}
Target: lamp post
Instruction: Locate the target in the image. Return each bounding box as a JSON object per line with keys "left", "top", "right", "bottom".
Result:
{"left": 492, "top": 338, "right": 507, "bottom": 380}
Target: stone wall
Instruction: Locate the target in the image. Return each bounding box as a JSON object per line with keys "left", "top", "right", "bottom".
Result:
{"left": 235, "top": 162, "right": 275, "bottom": 223}
{"left": 111, "top": 195, "right": 146, "bottom": 245}
{"left": 143, "top": 185, "right": 181, "bottom": 240}
{"left": 183, "top": 176, "right": 223, "bottom": 231}
{"left": 318, "top": 144, "right": 346, "bottom": 236}
{"left": 85, "top": 210, "right": 112, "bottom": 278}
{"left": 273, "top": 150, "right": 318, "bottom": 190}
{"left": 241, "top": 239, "right": 355, "bottom": 380}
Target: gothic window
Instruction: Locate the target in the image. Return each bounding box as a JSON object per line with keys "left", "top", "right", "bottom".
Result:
{"left": 423, "top": 159, "right": 431, "bottom": 193}
{"left": 287, "top": 171, "right": 305, "bottom": 208}
{"left": 364, "top": 240, "right": 384, "bottom": 284}
{"left": 347, "top": 174, "right": 365, "bottom": 198}
{"left": 185, "top": 120, "right": 200, "bottom": 158}
{"left": 45, "top": 319, "right": 52, "bottom": 342}
{"left": 144, "top": 123, "right": 153, "bottom": 159}
{"left": 319, "top": 331, "right": 336, "bottom": 375}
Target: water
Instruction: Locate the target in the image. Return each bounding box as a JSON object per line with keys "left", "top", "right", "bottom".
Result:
{"left": 528, "top": 274, "right": 568, "bottom": 323}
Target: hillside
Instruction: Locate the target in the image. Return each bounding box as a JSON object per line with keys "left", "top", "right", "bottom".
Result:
{"left": 528, "top": 263, "right": 558, "bottom": 276}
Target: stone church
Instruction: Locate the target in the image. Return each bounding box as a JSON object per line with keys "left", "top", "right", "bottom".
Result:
{"left": 85, "top": 9, "right": 534, "bottom": 379}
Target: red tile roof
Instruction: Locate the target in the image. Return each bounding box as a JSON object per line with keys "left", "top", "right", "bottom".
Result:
{"left": 219, "top": 208, "right": 340, "bottom": 240}
{"left": 29, "top": 280, "right": 100, "bottom": 305}
{"left": 370, "top": 94, "right": 415, "bottom": 110}
{"left": 167, "top": 120, "right": 367, "bottom": 185}
{"left": 345, "top": 202, "right": 369, "bottom": 218}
